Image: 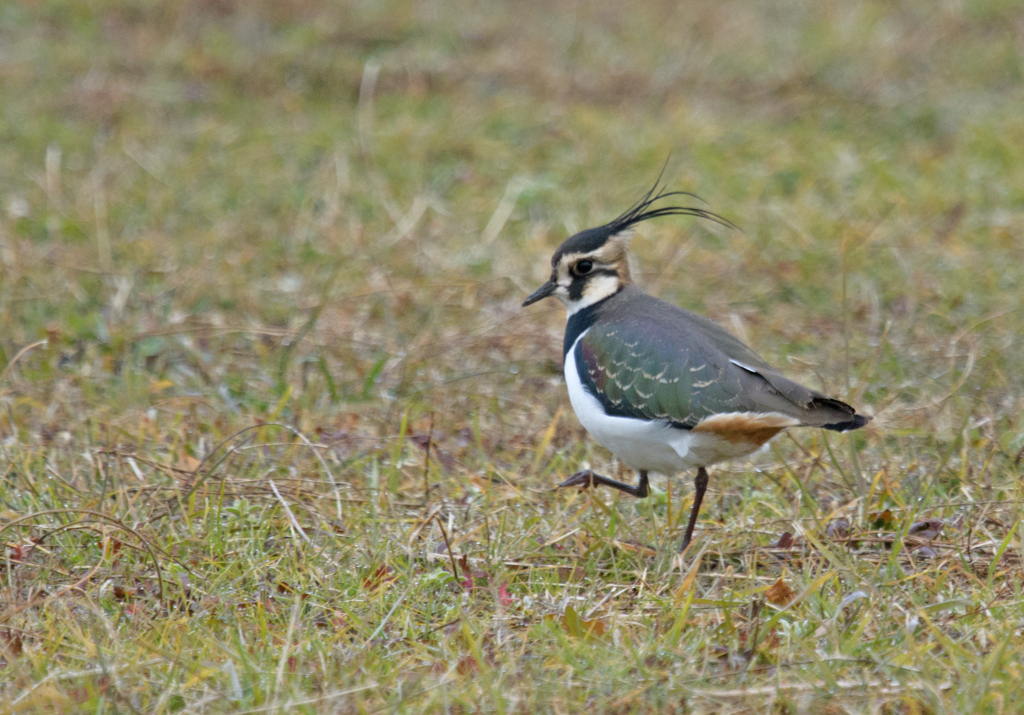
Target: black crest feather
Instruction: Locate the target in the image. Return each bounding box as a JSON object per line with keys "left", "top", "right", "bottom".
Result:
{"left": 604, "top": 165, "right": 737, "bottom": 235}
{"left": 553, "top": 168, "right": 737, "bottom": 263}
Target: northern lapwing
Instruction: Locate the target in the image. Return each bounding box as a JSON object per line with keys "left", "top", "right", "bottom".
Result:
{"left": 522, "top": 183, "right": 869, "bottom": 553}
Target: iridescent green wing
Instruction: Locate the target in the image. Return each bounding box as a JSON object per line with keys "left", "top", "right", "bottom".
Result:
{"left": 575, "top": 293, "right": 862, "bottom": 429}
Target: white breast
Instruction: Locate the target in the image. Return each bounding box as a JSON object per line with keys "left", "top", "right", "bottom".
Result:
{"left": 564, "top": 331, "right": 772, "bottom": 474}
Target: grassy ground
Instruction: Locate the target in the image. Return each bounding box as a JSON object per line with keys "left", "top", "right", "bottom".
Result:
{"left": 2, "top": 0, "right": 1024, "bottom": 712}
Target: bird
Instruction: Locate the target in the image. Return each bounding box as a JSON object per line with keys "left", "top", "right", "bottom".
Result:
{"left": 522, "top": 181, "right": 869, "bottom": 553}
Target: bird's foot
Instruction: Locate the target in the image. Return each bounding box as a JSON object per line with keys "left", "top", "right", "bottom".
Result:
{"left": 556, "top": 470, "right": 649, "bottom": 498}
{"left": 557, "top": 470, "right": 599, "bottom": 489}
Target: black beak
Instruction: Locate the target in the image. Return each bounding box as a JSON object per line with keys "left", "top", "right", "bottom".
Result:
{"left": 522, "top": 281, "right": 557, "bottom": 307}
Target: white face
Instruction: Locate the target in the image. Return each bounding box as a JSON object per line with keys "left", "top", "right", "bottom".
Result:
{"left": 552, "top": 250, "right": 627, "bottom": 317}
{"left": 522, "top": 230, "right": 632, "bottom": 313}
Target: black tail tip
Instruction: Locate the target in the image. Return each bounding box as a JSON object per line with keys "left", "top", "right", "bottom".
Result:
{"left": 821, "top": 413, "right": 871, "bottom": 432}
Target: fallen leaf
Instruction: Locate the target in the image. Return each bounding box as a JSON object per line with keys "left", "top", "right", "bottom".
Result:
{"left": 461, "top": 570, "right": 488, "bottom": 592}
{"left": 0, "top": 629, "right": 23, "bottom": 657}
{"left": 176, "top": 451, "right": 201, "bottom": 473}
{"left": 765, "top": 577, "right": 796, "bottom": 606}
{"left": 362, "top": 565, "right": 397, "bottom": 592}
{"left": 906, "top": 519, "right": 944, "bottom": 543}
{"left": 409, "top": 433, "right": 432, "bottom": 449}
{"left": 825, "top": 519, "right": 850, "bottom": 539}
{"left": 610, "top": 539, "right": 656, "bottom": 556}
{"left": 870, "top": 509, "right": 895, "bottom": 529}
{"left": 882, "top": 695, "right": 934, "bottom": 715}
{"left": 113, "top": 585, "right": 139, "bottom": 601}
{"left": 498, "top": 582, "right": 515, "bottom": 607}
{"left": 148, "top": 379, "right": 175, "bottom": 394}
{"left": 557, "top": 566, "right": 586, "bottom": 583}
{"left": 556, "top": 604, "right": 606, "bottom": 638}
{"left": 456, "top": 655, "right": 479, "bottom": 675}
{"left": 435, "top": 450, "right": 456, "bottom": 472}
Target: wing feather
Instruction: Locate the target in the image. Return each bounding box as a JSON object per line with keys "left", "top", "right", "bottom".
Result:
{"left": 576, "top": 287, "right": 868, "bottom": 431}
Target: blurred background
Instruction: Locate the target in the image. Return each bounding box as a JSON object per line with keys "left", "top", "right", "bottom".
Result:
{"left": 3, "top": 0, "right": 1022, "bottom": 457}
{"left": 3, "top": 1, "right": 1024, "bottom": 710}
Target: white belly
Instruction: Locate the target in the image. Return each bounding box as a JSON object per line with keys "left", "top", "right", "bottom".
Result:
{"left": 564, "top": 331, "right": 768, "bottom": 474}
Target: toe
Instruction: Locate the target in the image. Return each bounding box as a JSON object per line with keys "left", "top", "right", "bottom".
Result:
{"left": 557, "top": 470, "right": 595, "bottom": 489}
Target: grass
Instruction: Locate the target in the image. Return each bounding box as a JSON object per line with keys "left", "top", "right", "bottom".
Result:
{"left": 1, "top": 0, "right": 1024, "bottom": 712}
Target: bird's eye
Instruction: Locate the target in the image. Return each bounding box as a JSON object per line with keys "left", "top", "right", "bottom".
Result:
{"left": 575, "top": 260, "right": 593, "bottom": 275}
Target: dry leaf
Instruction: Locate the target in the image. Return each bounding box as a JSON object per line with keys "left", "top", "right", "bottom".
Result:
{"left": 826, "top": 519, "right": 850, "bottom": 539}
{"left": 881, "top": 696, "right": 934, "bottom": 715}
{"left": 456, "top": 655, "right": 479, "bottom": 675}
{"left": 765, "top": 577, "right": 796, "bottom": 606}
{"left": 610, "top": 539, "right": 656, "bottom": 556}
{"left": 461, "top": 570, "right": 488, "bottom": 592}
{"left": 148, "top": 379, "right": 175, "bottom": 394}
{"left": 870, "top": 509, "right": 895, "bottom": 529}
{"left": 906, "top": 519, "right": 943, "bottom": 543}
{"left": 362, "top": 565, "right": 396, "bottom": 592}
{"left": 1, "top": 629, "right": 23, "bottom": 657}
{"left": 556, "top": 604, "right": 606, "bottom": 638}
{"left": 498, "top": 582, "right": 515, "bottom": 607}
{"left": 113, "top": 585, "right": 139, "bottom": 601}
{"left": 176, "top": 451, "right": 201, "bottom": 473}
{"left": 557, "top": 566, "right": 586, "bottom": 583}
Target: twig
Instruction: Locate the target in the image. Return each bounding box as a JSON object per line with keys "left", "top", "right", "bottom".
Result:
{"left": 9, "top": 659, "right": 166, "bottom": 707}
{"left": 689, "top": 678, "right": 951, "bottom": 699}
{"left": 273, "top": 596, "right": 303, "bottom": 699}
{"left": 0, "top": 339, "right": 48, "bottom": 384}
{"left": 0, "top": 508, "right": 166, "bottom": 603}
{"left": 269, "top": 480, "right": 311, "bottom": 544}
{"left": 165, "top": 422, "right": 344, "bottom": 522}
{"left": 436, "top": 515, "right": 460, "bottom": 582}
{"left": 365, "top": 582, "right": 415, "bottom": 644}
{"left": 234, "top": 684, "right": 380, "bottom": 715}
{"left": 423, "top": 411, "right": 434, "bottom": 504}
{"left": 481, "top": 176, "right": 528, "bottom": 244}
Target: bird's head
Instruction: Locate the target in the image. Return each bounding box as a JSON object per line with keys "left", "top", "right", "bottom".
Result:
{"left": 522, "top": 183, "right": 734, "bottom": 316}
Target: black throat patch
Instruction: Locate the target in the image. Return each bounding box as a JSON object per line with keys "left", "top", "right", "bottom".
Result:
{"left": 563, "top": 287, "right": 621, "bottom": 360}
{"left": 563, "top": 303, "right": 600, "bottom": 360}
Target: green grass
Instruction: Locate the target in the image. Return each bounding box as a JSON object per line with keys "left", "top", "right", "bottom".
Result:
{"left": 2, "top": 0, "right": 1024, "bottom": 712}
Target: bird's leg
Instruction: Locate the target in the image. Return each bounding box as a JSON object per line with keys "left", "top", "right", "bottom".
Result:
{"left": 558, "top": 469, "right": 649, "bottom": 498}
{"left": 679, "top": 466, "right": 709, "bottom": 552}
